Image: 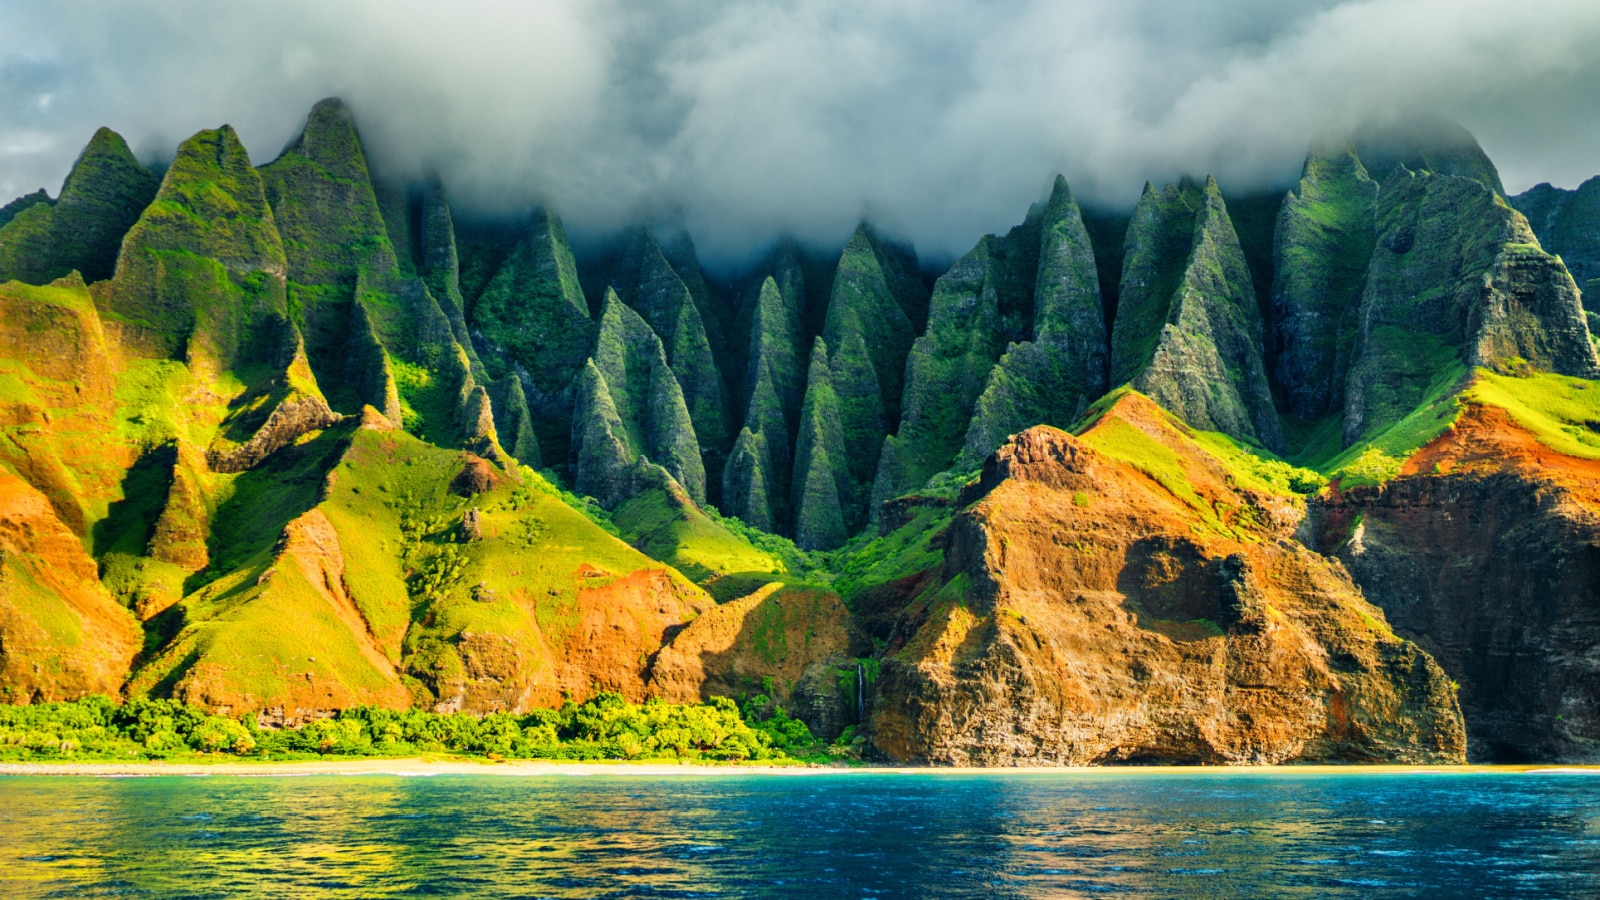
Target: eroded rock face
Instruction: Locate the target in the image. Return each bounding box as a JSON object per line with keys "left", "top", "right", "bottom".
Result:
{"left": 1513, "top": 176, "right": 1600, "bottom": 312}
{"left": 1343, "top": 168, "right": 1598, "bottom": 443}
{"left": 0, "top": 471, "right": 140, "bottom": 702}
{"left": 870, "top": 408, "right": 1465, "bottom": 765}
{"left": 649, "top": 582, "right": 870, "bottom": 739}
{"left": 1310, "top": 404, "right": 1600, "bottom": 762}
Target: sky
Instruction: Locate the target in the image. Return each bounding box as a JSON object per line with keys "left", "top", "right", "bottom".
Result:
{"left": 3, "top": 0, "right": 1599, "bottom": 268}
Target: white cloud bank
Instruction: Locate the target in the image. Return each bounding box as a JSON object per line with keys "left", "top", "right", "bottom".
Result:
{"left": 2, "top": 0, "right": 1598, "bottom": 266}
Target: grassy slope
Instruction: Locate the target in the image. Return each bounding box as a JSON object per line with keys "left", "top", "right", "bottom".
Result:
{"left": 613, "top": 486, "right": 785, "bottom": 584}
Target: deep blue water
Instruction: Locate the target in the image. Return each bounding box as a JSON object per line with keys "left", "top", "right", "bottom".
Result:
{"left": 1, "top": 771, "right": 1597, "bottom": 898}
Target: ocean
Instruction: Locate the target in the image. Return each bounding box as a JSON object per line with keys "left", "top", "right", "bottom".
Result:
{"left": 2, "top": 770, "right": 1597, "bottom": 897}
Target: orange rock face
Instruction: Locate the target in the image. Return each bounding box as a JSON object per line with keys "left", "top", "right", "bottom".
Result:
{"left": 0, "top": 471, "right": 140, "bottom": 702}
{"left": 869, "top": 397, "right": 1466, "bottom": 765}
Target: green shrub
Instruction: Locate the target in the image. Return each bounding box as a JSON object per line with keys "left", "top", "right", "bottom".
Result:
{"left": 0, "top": 693, "right": 793, "bottom": 763}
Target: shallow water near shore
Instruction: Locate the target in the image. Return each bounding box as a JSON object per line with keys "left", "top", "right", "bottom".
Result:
{"left": 2, "top": 770, "right": 1597, "bottom": 898}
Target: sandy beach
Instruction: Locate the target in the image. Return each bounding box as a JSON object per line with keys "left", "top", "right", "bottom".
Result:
{"left": 3, "top": 758, "right": 1597, "bottom": 778}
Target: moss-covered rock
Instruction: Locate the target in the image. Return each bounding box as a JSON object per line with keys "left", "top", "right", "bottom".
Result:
{"left": 604, "top": 228, "right": 729, "bottom": 464}
{"left": 1344, "top": 167, "right": 1600, "bottom": 443}
{"left": 0, "top": 189, "right": 52, "bottom": 231}
{"left": 571, "top": 291, "right": 705, "bottom": 507}
{"left": 1271, "top": 143, "right": 1378, "bottom": 419}
{"left": 792, "top": 339, "right": 851, "bottom": 549}
{"left": 0, "top": 128, "right": 158, "bottom": 285}
{"left": 960, "top": 178, "right": 1108, "bottom": 467}
{"left": 417, "top": 183, "right": 486, "bottom": 378}
{"left": 1513, "top": 175, "right": 1600, "bottom": 313}
{"left": 258, "top": 98, "right": 498, "bottom": 460}
{"left": 878, "top": 176, "right": 1110, "bottom": 505}
{"left": 471, "top": 207, "right": 595, "bottom": 468}
{"left": 823, "top": 226, "right": 927, "bottom": 434}
{"left": 873, "top": 238, "right": 1009, "bottom": 507}
{"left": 488, "top": 374, "right": 541, "bottom": 468}
{"left": 722, "top": 426, "right": 774, "bottom": 532}
{"left": 105, "top": 124, "right": 341, "bottom": 478}
{"left": 1111, "top": 177, "right": 1282, "bottom": 451}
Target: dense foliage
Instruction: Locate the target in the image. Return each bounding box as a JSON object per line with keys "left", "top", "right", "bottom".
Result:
{"left": 0, "top": 693, "right": 818, "bottom": 764}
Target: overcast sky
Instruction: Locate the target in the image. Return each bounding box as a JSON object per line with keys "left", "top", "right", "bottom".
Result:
{"left": 3, "top": 0, "right": 1599, "bottom": 267}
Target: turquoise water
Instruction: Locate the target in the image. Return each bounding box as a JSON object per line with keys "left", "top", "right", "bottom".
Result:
{"left": 1, "top": 772, "right": 1597, "bottom": 898}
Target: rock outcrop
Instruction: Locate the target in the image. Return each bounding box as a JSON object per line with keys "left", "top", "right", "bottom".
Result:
{"left": 869, "top": 395, "right": 1465, "bottom": 765}
{"left": 572, "top": 291, "right": 704, "bottom": 507}
{"left": 1111, "top": 177, "right": 1282, "bottom": 451}
{"left": 1310, "top": 393, "right": 1600, "bottom": 761}
{"left": 0, "top": 127, "right": 159, "bottom": 285}
{"left": 1513, "top": 176, "right": 1600, "bottom": 315}
{"left": 1271, "top": 144, "right": 1379, "bottom": 419}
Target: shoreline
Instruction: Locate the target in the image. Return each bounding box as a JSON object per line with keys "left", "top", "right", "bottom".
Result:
{"left": 2, "top": 758, "right": 1597, "bottom": 778}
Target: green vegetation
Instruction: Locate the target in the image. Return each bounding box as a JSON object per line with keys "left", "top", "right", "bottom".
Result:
{"left": 0, "top": 128, "right": 159, "bottom": 285}
{"left": 1315, "top": 358, "right": 1467, "bottom": 488}
{"left": 1467, "top": 370, "right": 1600, "bottom": 459}
{"left": 830, "top": 503, "right": 950, "bottom": 605}
{"left": 0, "top": 693, "right": 797, "bottom": 763}
{"left": 1271, "top": 143, "right": 1378, "bottom": 418}
{"left": 613, "top": 483, "right": 784, "bottom": 583}
{"left": 604, "top": 227, "right": 728, "bottom": 454}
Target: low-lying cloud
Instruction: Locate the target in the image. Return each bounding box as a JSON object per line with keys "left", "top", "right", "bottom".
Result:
{"left": 3, "top": 0, "right": 1599, "bottom": 268}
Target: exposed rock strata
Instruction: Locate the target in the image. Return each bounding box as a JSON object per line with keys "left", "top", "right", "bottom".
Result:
{"left": 1310, "top": 402, "right": 1600, "bottom": 762}
{"left": 870, "top": 399, "right": 1465, "bottom": 765}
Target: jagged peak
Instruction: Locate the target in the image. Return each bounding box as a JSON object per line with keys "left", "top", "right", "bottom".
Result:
{"left": 806, "top": 335, "right": 831, "bottom": 380}
{"left": 59, "top": 126, "right": 146, "bottom": 193}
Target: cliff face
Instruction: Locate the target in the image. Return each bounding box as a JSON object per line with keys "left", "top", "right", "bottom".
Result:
{"left": 870, "top": 396, "right": 1465, "bottom": 765}
{"left": 1309, "top": 396, "right": 1600, "bottom": 761}
{"left": 1112, "top": 178, "right": 1282, "bottom": 451}
{"left": 1512, "top": 176, "right": 1600, "bottom": 315}
{"left": 1271, "top": 144, "right": 1378, "bottom": 419}
{"left": 1344, "top": 167, "right": 1599, "bottom": 444}
{"left": 0, "top": 127, "right": 159, "bottom": 286}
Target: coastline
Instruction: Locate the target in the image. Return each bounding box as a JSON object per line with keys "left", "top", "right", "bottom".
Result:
{"left": 2, "top": 758, "right": 1597, "bottom": 778}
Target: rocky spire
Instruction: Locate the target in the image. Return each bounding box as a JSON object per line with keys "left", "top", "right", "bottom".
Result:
{"left": 1271, "top": 143, "right": 1379, "bottom": 419}
{"left": 259, "top": 98, "right": 399, "bottom": 292}
{"left": 472, "top": 206, "right": 595, "bottom": 467}
{"left": 572, "top": 290, "right": 705, "bottom": 506}
{"left": 606, "top": 227, "right": 730, "bottom": 461}
{"left": 0, "top": 127, "right": 158, "bottom": 285}
{"left": 1111, "top": 176, "right": 1282, "bottom": 451}
{"left": 722, "top": 427, "right": 774, "bottom": 532}
{"left": 792, "top": 338, "right": 851, "bottom": 548}
{"left": 109, "top": 124, "right": 341, "bottom": 474}
{"left": 960, "top": 176, "right": 1108, "bottom": 467}
{"left": 418, "top": 183, "right": 485, "bottom": 378}
{"left": 823, "top": 225, "right": 925, "bottom": 430}
{"left": 873, "top": 236, "right": 1009, "bottom": 506}
{"left": 111, "top": 124, "right": 293, "bottom": 367}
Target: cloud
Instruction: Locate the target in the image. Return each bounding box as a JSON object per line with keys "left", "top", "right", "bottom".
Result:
{"left": 2, "top": 0, "right": 1599, "bottom": 268}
